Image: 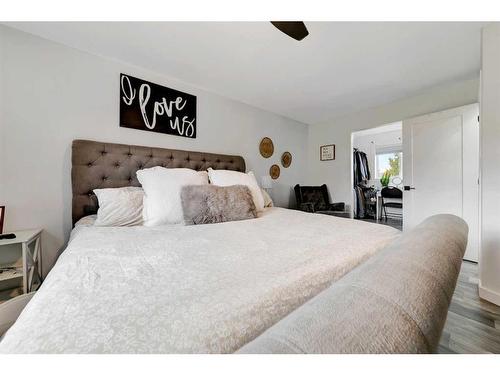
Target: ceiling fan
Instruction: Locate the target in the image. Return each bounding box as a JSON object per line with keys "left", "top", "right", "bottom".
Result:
{"left": 271, "top": 21, "right": 309, "bottom": 41}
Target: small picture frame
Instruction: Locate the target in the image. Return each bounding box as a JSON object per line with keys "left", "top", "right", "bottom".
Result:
{"left": 0, "top": 206, "right": 5, "bottom": 234}
{"left": 320, "top": 144, "right": 335, "bottom": 161}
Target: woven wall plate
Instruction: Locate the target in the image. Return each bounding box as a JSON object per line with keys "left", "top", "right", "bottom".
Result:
{"left": 259, "top": 137, "right": 274, "bottom": 158}
{"left": 270, "top": 164, "right": 281, "bottom": 180}
{"left": 281, "top": 151, "right": 292, "bottom": 168}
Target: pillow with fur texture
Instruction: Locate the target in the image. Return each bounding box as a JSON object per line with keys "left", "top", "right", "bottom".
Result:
{"left": 207, "top": 168, "right": 265, "bottom": 212}
{"left": 181, "top": 185, "right": 257, "bottom": 225}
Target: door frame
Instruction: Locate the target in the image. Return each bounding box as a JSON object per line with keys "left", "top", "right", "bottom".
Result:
{"left": 402, "top": 103, "right": 480, "bottom": 261}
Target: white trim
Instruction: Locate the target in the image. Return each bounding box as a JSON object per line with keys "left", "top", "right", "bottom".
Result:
{"left": 375, "top": 144, "right": 403, "bottom": 154}
{"left": 478, "top": 280, "right": 500, "bottom": 306}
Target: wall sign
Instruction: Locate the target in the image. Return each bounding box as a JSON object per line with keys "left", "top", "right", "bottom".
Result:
{"left": 120, "top": 73, "right": 197, "bottom": 138}
{"left": 320, "top": 144, "right": 335, "bottom": 161}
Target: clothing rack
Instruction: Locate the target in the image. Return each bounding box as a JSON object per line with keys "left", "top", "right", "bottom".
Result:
{"left": 353, "top": 148, "right": 373, "bottom": 218}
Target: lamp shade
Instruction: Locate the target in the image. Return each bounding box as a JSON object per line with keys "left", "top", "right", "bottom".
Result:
{"left": 261, "top": 175, "right": 273, "bottom": 189}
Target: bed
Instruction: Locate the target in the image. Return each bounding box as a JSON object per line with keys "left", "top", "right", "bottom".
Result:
{"left": 0, "top": 140, "right": 400, "bottom": 353}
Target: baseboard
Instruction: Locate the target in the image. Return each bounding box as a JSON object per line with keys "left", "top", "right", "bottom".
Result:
{"left": 478, "top": 280, "right": 500, "bottom": 306}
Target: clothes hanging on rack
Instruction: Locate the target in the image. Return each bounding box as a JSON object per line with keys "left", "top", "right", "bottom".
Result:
{"left": 353, "top": 149, "right": 371, "bottom": 186}
{"left": 353, "top": 149, "right": 374, "bottom": 218}
{"left": 353, "top": 185, "right": 366, "bottom": 218}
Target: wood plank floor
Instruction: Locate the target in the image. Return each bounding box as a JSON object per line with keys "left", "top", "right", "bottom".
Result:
{"left": 439, "top": 261, "right": 500, "bottom": 353}
{"left": 358, "top": 217, "right": 403, "bottom": 231}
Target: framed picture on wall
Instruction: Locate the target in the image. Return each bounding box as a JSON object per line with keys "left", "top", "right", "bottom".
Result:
{"left": 320, "top": 144, "right": 335, "bottom": 161}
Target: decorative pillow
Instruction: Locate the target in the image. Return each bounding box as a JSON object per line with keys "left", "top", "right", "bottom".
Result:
{"left": 136, "top": 167, "right": 209, "bottom": 226}
{"left": 93, "top": 187, "right": 144, "bottom": 226}
{"left": 207, "top": 168, "right": 265, "bottom": 211}
{"left": 181, "top": 185, "right": 257, "bottom": 225}
{"left": 261, "top": 188, "right": 274, "bottom": 208}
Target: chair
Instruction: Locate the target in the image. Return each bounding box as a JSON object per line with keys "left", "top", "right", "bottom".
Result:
{"left": 294, "top": 184, "right": 345, "bottom": 215}
{"left": 381, "top": 186, "right": 403, "bottom": 220}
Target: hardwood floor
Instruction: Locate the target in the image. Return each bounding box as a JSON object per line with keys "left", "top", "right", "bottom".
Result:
{"left": 439, "top": 261, "right": 500, "bottom": 354}
{"left": 357, "top": 217, "right": 403, "bottom": 231}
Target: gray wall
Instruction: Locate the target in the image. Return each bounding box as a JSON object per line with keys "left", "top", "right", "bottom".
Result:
{"left": 0, "top": 26, "right": 309, "bottom": 274}
{"left": 307, "top": 78, "right": 479, "bottom": 208}
{"left": 479, "top": 23, "right": 500, "bottom": 306}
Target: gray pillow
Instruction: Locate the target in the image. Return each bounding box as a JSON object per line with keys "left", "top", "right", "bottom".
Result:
{"left": 181, "top": 185, "right": 257, "bottom": 225}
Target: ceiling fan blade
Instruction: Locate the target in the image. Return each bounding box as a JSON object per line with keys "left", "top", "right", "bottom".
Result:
{"left": 271, "top": 21, "right": 309, "bottom": 41}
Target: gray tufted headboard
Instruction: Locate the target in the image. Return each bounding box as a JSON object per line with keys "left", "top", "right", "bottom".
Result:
{"left": 71, "top": 139, "right": 246, "bottom": 224}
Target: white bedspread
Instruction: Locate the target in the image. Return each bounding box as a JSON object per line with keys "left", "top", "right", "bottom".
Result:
{"left": 0, "top": 208, "right": 399, "bottom": 353}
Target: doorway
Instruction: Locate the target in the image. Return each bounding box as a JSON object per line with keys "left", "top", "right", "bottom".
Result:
{"left": 403, "top": 103, "right": 480, "bottom": 262}
{"left": 350, "top": 103, "right": 480, "bottom": 263}
{"left": 351, "top": 122, "right": 403, "bottom": 231}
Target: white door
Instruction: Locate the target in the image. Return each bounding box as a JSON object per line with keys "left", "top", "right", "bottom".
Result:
{"left": 403, "top": 104, "right": 480, "bottom": 262}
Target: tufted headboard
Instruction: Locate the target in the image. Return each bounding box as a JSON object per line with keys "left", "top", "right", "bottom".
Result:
{"left": 71, "top": 139, "right": 246, "bottom": 224}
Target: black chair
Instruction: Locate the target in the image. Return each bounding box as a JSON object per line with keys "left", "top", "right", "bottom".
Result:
{"left": 294, "top": 184, "right": 345, "bottom": 215}
{"left": 381, "top": 186, "right": 403, "bottom": 220}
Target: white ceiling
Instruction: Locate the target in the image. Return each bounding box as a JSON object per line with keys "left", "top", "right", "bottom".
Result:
{"left": 5, "top": 22, "right": 486, "bottom": 125}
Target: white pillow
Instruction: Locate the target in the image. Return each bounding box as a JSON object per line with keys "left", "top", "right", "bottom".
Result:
{"left": 207, "top": 168, "right": 265, "bottom": 211}
{"left": 137, "top": 167, "right": 209, "bottom": 226}
{"left": 261, "top": 188, "right": 274, "bottom": 208}
{"left": 93, "top": 187, "right": 144, "bottom": 226}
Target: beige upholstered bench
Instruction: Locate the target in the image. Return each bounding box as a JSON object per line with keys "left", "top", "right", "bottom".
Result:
{"left": 238, "top": 214, "right": 468, "bottom": 354}
{"left": 0, "top": 292, "right": 35, "bottom": 339}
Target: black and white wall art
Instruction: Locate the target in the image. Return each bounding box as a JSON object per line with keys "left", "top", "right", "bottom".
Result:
{"left": 120, "top": 73, "right": 197, "bottom": 138}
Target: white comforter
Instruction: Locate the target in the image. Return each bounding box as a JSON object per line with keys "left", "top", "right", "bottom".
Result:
{"left": 0, "top": 208, "right": 399, "bottom": 353}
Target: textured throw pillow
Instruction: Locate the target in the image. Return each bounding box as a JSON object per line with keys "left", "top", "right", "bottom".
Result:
{"left": 93, "top": 187, "right": 144, "bottom": 226}
{"left": 261, "top": 188, "right": 274, "bottom": 208}
{"left": 137, "top": 167, "right": 209, "bottom": 226}
{"left": 207, "top": 168, "right": 265, "bottom": 211}
{"left": 181, "top": 185, "right": 257, "bottom": 225}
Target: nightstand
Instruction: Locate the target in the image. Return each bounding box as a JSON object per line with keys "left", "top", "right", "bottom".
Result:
{"left": 0, "top": 229, "right": 43, "bottom": 294}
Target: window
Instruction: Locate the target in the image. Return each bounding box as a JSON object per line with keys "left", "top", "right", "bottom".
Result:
{"left": 375, "top": 147, "right": 402, "bottom": 179}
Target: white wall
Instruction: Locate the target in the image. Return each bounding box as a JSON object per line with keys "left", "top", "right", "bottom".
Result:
{"left": 479, "top": 23, "right": 500, "bottom": 306}
{"left": 352, "top": 126, "right": 402, "bottom": 188}
{"left": 308, "top": 78, "right": 479, "bottom": 208}
{"left": 0, "top": 26, "right": 308, "bottom": 274}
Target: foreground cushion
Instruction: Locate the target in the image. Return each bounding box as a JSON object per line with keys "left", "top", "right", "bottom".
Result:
{"left": 238, "top": 214, "right": 468, "bottom": 354}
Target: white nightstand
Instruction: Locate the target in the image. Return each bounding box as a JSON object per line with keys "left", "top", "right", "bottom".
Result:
{"left": 0, "top": 229, "right": 43, "bottom": 294}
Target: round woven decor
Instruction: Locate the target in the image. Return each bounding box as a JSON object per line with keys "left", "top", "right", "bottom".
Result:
{"left": 281, "top": 151, "right": 292, "bottom": 168}
{"left": 270, "top": 164, "right": 281, "bottom": 180}
{"left": 259, "top": 137, "right": 274, "bottom": 158}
